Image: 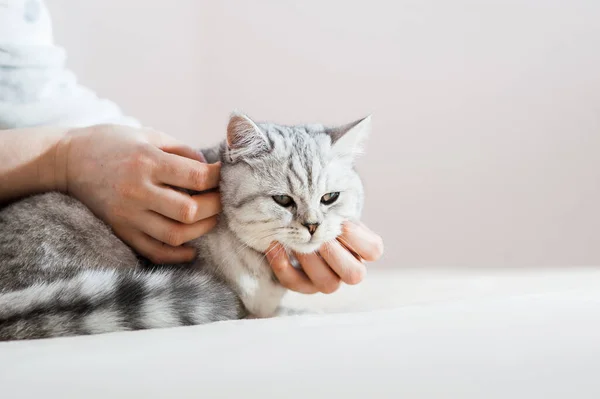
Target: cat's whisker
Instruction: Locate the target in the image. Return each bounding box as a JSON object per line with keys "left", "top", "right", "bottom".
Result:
{"left": 221, "top": 230, "right": 285, "bottom": 268}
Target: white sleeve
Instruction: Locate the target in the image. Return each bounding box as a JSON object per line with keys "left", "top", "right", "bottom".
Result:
{"left": 0, "top": 0, "right": 141, "bottom": 129}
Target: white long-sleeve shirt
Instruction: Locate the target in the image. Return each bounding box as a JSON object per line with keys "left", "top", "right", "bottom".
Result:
{"left": 0, "top": 0, "right": 139, "bottom": 128}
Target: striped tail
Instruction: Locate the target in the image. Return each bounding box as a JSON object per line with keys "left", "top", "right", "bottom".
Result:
{"left": 0, "top": 268, "right": 246, "bottom": 341}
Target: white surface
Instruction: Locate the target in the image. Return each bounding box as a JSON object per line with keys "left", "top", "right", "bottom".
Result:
{"left": 2, "top": 268, "right": 600, "bottom": 398}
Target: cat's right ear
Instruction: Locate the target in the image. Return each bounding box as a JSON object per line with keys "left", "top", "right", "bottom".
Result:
{"left": 225, "top": 112, "right": 271, "bottom": 162}
{"left": 326, "top": 115, "right": 372, "bottom": 158}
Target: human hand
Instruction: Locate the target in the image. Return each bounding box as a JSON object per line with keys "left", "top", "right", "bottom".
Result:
{"left": 55, "top": 124, "right": 221, "bottom": 264}
{"left": 266, "top": 221, "right": 384, "bottom": 294}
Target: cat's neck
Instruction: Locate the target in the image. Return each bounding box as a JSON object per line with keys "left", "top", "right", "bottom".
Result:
{"left": 194, "top": 216, "right": 286, "bottom": 317}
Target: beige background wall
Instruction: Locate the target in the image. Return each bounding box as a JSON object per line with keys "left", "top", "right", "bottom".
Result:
{"left": 48, "top": 0, "right": 600, "bottom": 268}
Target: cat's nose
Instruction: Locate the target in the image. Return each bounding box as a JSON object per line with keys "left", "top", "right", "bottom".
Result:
{"left": 302, "top": 222, "right": 320, "bottom": 236}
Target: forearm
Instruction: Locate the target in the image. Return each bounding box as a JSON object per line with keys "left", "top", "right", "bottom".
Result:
{"left": 0, "top": 127, "right": 70, "bottom": 203}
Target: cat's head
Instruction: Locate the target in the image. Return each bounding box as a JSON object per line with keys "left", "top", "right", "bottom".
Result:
{"left": 219, "top": 113, "right": 370, "bottom": 254}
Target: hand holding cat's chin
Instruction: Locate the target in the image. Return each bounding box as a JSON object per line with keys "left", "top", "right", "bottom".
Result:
{"left": 265, "top": 221, "right": 384, "bottom": 295}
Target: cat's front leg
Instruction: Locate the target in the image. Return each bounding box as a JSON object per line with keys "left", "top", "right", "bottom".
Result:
{"left": 237, "top": 274, "right": 287, "bottom": 318}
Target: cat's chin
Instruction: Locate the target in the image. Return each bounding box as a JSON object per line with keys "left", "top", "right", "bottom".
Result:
{"left": 287, "top": 242, "right": 323, "bottom": 254}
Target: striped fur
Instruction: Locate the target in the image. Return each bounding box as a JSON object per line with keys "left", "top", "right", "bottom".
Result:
{"left": 0, "top": 269, "right": 244, "bottom": 340}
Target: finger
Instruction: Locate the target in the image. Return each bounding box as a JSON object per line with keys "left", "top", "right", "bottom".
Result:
{"left": 294, "top": 252, "right": 341, "bottom": 294}
{"left": 155, "top": 151, "right": 221, "bottom": 192}
{"left": 319, "top": 240, "right": 367, "bottom": 285}
{"left": 118, "top": 227, "right": 197, "bottom": 264}
{"left": 266, "top": 243, "right": 318, "bottom": 294}
{"left": 129, "top": 211, "right": 218, "bottom": 247}
{"left": 147, "top": 187, "right": 222, "bottom": 224}
{"left": 340, "top": 221, "right": 384, "bottom": 262}
{"left": 161, "top": 145, "right": 207, "bottom": 163}
{"left": 143, "top": 128, "right": 191, "bottom": 151}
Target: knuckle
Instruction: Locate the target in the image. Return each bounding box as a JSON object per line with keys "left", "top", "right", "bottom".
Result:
{"left": 319, "top": 278, "right": 341, "bottom": 294}
{"left": 159, "top": 158, "right": 177, "bottom": 176}
{"left": 179, "top": 201, "right": 198, "bottom": 223}
{"left": 129, "top": 146, "right": 155, "bottom": 170}
{"left": 164, "top": 226, "right": 185, "bottom": 247}
{"left": 270, "top": 259, "right": 287, "bottom": 274}
{"left": 344, "top": 265, "right": 366, "bottom": 285}
{"left": 115, "top": 182, "right": 139, "bottom": 199}
{"left": 188, "top": 167, "right": 207, "bottom": 187}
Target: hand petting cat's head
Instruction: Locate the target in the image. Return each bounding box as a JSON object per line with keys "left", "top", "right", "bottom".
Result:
{"left": 219, "top": 113, "right": 370, "bottom": 254}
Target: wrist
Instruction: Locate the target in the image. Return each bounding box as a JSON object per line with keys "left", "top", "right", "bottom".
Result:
{"left": 52, "top": 127, "right": 85, "bottom": 194}
{"left": 0, "top": 126, "right": 82, "bottom": 204}
{"left": 30, "top": 127, "right": 71, "bottom": 194}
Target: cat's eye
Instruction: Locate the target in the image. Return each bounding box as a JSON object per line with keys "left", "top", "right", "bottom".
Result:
{"left": 321, "top": 192, "right": 340, "bottom": 205}
{"left": 272, "top": 195, "right": 295, "bottom": 207}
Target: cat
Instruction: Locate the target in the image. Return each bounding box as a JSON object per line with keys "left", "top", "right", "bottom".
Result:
{"left": 0, "top": 112, "right": 371, "bottom": 341}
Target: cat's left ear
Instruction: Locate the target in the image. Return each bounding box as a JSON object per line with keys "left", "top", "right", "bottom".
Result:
{"left": 326, "top": 115, "right": 372, "bottom": 158}
{"left": 225, "top": 112, "right": 271, "bottom": 162}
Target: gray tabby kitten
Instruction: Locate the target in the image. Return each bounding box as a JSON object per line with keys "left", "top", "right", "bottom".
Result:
{"left": 0, "top": 113, "right": 371, "bottom": 341}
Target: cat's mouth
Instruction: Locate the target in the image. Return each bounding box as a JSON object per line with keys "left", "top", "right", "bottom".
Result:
{"left": 280, "top": 227, "right": 344, "bottom": 254}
